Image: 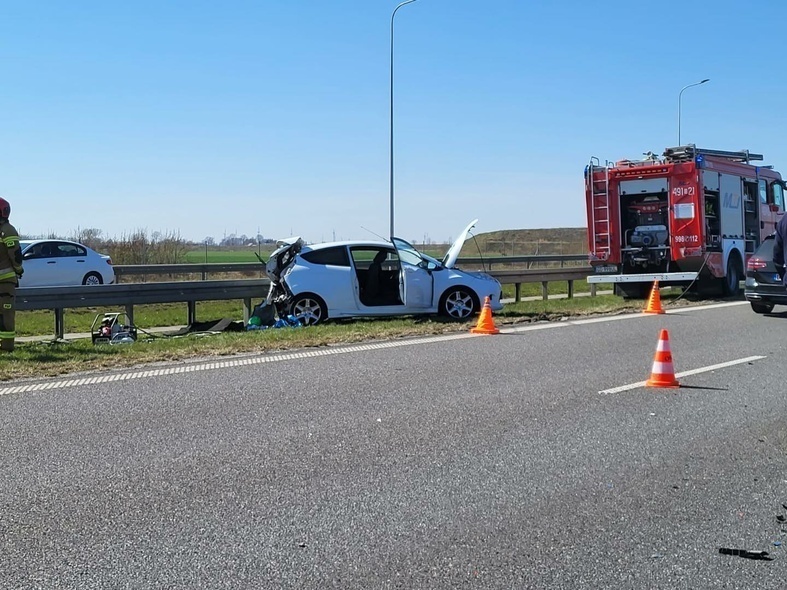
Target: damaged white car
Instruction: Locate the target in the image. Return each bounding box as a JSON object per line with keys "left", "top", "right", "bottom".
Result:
{"left": 262, "top": 220, "right": 503, "bottom": 326}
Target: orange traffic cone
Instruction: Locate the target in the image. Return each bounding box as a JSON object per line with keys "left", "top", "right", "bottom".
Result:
{"left": 645, "top": 329, "right": 680, "bottom": 388}
{"left": 644, "top": 281, "right": 665, "bottom": 314}
{"left": 470, "top": 296, "right": 500, "bottom": 335}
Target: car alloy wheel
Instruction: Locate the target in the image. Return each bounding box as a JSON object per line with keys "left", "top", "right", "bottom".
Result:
{"left": 289, "top": 294, "right": 327, "bottom": 326}
{"left": 82, "top": 272, "right": 103, "bottom": 286}
{"left": 441, "top": 287, "right": 478, "bottom": 320}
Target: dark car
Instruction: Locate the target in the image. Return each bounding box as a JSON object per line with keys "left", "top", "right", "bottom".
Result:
{"left": 744, "top": 235, "right": 787, "bottom": 313}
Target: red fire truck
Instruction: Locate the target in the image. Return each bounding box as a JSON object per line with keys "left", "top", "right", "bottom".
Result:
{"left": 584, "top": 145, "right": 786, "bottom": 298}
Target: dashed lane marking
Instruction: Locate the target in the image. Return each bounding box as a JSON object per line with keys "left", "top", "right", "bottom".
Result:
{"left": 0, "top": 332, "right": 478, "bottom": 397}
{"left": 599, "top": 355, "right": 766, "bottom": 394}
{"left": 2, "top": 300, "right": 751, "bottom": 397}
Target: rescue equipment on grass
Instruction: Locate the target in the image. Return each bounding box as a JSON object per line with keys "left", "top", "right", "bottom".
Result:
{"left": 91, "top": 312, "right": 137, "bottom": 345}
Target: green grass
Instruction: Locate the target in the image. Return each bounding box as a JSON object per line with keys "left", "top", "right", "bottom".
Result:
{"left": 15, "top": 282, "right": 605, "bottom": 338}
{"left": 502, "top": 279, "right": 594, "bottom": 299}
{"left": 3, "top": 292, "right": 696, "bottom": 382}
{"left": 16, "top": 301, "right": 245, "bottom": 337}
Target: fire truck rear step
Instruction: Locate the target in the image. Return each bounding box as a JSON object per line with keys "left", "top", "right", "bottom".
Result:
{"left": 587, "top": 272, "right": 699, "bottom": 284}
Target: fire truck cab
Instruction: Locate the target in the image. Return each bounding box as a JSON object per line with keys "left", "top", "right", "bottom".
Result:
{"left": 584, "top": 145, "right": 786, "bottom": 298}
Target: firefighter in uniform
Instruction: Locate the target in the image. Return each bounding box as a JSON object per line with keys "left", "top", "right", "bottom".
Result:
{"left": 0, "top": 198, "right": 23, "bottom": 351}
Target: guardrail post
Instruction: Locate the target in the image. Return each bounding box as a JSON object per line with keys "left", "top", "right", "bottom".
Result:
{"left": 55, "top": 309, "right": 65, "bottom": 340}
{"left": 567, "top": 280, "right": 574, "bottom": 299}
{"left": 125, "top": 304, "right": 134, "bottom": 326}
{"left": 590, "top": 284, "right": 597, "bottom": 297}
{"left": 514, "top": 283, "right": 521, "bottom": 302}
{"left": 541, "top": 282, "right": 548, "bottom": 301}
{"left": 187, "top": 301, "right": 196, "bottom": 325}
{"left": 243, "top": 298, "right": 251, "bottom": 324}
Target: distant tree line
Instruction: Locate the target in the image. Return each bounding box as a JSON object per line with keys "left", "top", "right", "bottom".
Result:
{"left": 18, "top": 228, "right": 282, "bottom": 265}
{"left": 203, "top": 234, "right": 273, "bottom": 247}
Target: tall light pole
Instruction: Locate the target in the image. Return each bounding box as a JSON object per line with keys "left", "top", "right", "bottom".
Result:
{"left": 390, "top": 0, "right": 418, "bottom": 239}
{"left": 678, "top": 78, "right": 709, "bottom": 146}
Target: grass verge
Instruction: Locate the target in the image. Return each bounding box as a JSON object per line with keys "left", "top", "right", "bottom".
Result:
{"left": 5, "top": 292, "right": 706, "bottom": 382}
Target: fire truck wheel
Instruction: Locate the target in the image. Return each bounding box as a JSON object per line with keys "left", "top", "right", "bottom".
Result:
{"left": 750, "top": 302, "right": 774, "bottom": 314}
{"left": 722, "top": 254, "right": 743, "bottom": 297}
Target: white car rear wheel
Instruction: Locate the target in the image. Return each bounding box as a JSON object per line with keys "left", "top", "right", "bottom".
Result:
{"left": 289, "top": 294, "right": 327, "bottom": 326}
{"left": 82, "top": 272, "right": 103, "bottom": 286}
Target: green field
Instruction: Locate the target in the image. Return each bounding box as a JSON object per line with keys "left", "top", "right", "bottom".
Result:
{"left": 180, "top": 226, "right": 588, "bottom": 265}
{"left": 184, "top": 248, "right": 273, "bottom": 263}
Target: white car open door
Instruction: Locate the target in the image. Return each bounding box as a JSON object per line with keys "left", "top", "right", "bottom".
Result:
{"left": 392, "top": 237, "right": 433, "bottom": 308}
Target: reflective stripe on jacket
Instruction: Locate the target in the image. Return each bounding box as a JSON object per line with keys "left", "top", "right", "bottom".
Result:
{"left": 0, "top": 221, "right": 22, "bottom": 280}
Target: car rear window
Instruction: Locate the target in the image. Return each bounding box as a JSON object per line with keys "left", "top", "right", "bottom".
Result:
{"left": 755, "top": 237, "right": 775, "bottom": 258}
{"left": 301, "top": 246, "right": 350, "bottom": 267}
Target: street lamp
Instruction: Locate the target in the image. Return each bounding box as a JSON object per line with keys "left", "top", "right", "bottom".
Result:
{"left": 677, "top": 78, "right": 709, "bottom": 146}
{"left": 390, "top": 0, "right": 418, "bottom": 239}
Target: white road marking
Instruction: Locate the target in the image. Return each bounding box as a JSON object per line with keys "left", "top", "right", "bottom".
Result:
{"left": 0, "top": 332, "right": 477, "bottom": 397}
{"left": 665, "top": 300, "right": 748, "bottom": 313}
{"left": 0, "top": 300, "right": 756, "bottom": 397}
{"left": 503, "top": 300, "right": 748, "bottom": 332}
{"left": 599, "top": 355, "right": 766, "bottom": 394}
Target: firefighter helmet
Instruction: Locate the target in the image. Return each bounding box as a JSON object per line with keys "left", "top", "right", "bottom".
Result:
{"left": 0, "top": 197, "right": 9, "bottom": 219}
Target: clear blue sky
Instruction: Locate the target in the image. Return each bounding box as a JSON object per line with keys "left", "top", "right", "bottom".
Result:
{"left": 3, "top": 1, "right": 785, "bottom": 245}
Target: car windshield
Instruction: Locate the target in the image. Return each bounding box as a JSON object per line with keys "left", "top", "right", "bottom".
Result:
{"left": 420, "top": 252, "right": 442, "bottom": 266}
{"left": 392, "top": 238, "right": 442, "bottom": 270}
{"left": 392, "top": 239, "right": 423, "bottom": 266}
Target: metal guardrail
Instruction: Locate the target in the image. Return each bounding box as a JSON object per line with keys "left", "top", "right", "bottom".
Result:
{"left": 458, "top": 254, "right": 588, "bottom": 269}
{"left": 18, "top": 264, "right": 595, "bottom": 340}
{"left": 491, "top": 268, "right": 595, "bottom": 301}
{"left": 112, "top": 254, "right": 589, "bottom": 280}
{"left": 17, "top": 280, "right": 269, "bottom": 340}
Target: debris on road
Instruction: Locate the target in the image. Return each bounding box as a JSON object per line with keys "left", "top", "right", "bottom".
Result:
{"left": 718, "top": 548, "right": 773, "bottom": 561}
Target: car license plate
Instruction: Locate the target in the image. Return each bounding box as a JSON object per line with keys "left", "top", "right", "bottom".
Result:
{"left": 774, "top": 273, "right": 782, "bottom": 282}
{"left": 595, "top": 265, "right": 617, "bottom": 274}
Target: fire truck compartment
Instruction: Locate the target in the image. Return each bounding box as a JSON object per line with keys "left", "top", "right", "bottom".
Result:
{"left": 619, "top": 188, "right": 670, "bottom": 266}
{"left": 585, "top": 146, "right": 785, "bottom": 298}
{"left": 618, "top": 178, "right": 669, "bottom": 195}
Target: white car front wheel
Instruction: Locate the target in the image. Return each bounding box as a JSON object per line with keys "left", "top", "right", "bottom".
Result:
{"left": 440, "top": 287, "right": 478, "bottom": 320}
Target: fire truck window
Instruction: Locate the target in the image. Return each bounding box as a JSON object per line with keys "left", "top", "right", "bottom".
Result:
{"left": 774, "top": 183, "right": 785, "bottom": 210}
{"left": 759, "top": 179, "right": 768, "bottom": 203}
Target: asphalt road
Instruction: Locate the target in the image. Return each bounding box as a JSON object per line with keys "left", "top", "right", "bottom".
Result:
{"left": 2, "top": 301, "right": 787, "bottom": 589}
